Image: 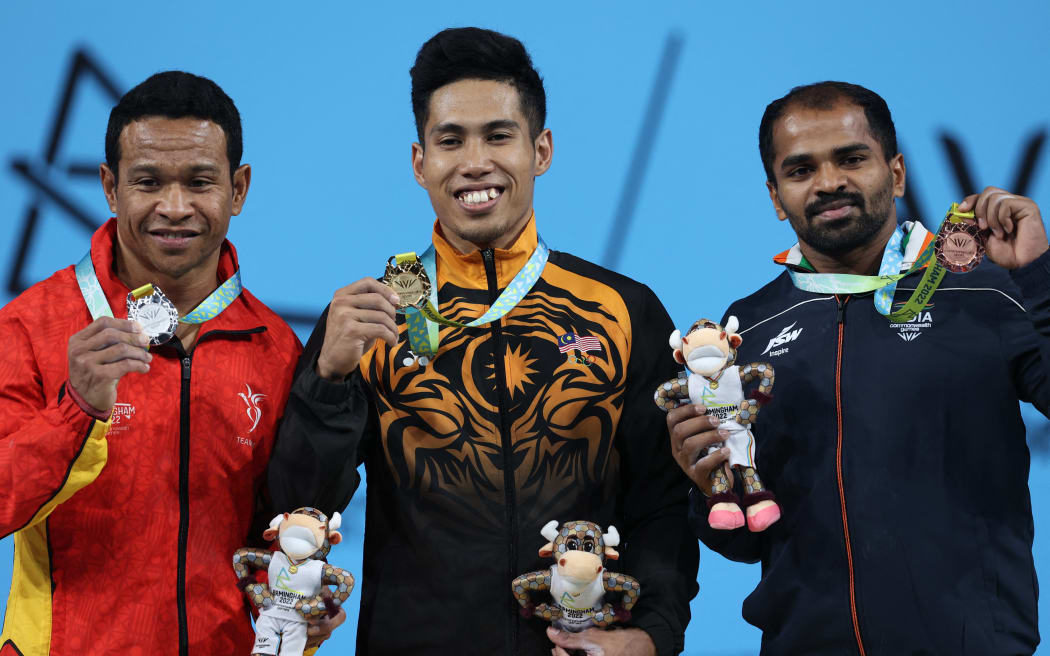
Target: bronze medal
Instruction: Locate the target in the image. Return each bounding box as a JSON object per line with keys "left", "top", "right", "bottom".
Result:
{"left": 382, "top": 257, "right": 432, "bottom": 310}
{"left": 935, "top": 208, "right": 985, "bottom": 273}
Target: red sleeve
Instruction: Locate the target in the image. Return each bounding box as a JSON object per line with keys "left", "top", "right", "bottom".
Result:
{"left": 0, "top": 311, "right": 109, "bottom": 538}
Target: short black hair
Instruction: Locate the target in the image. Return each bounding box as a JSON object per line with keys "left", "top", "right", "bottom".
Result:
{"left": 410, "top": 27, "right": 546, "bottom": 144}
{"left": 105, "top": 71, "right": 242, "bottom": 181}
{"left": 759, "top": 81, "right": 897, "bottom": 185}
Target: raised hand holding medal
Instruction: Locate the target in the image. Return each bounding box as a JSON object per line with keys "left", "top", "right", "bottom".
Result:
{"left": 956, "top": 186, "right": 1048, "bottom": 270}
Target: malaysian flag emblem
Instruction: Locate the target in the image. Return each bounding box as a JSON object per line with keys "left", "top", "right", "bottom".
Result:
{"left": 558, "top": 333, "right": 601, "bottom": 353}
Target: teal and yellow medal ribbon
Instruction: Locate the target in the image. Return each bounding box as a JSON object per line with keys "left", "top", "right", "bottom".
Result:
{"left": 787, "top": 204, "right": 974, "bottom": 322}
{"left": 397, "top": 237, "right": 550, "bottom": 357}
{"left": 75, "top": 250, "right": 243, "bottom": 324}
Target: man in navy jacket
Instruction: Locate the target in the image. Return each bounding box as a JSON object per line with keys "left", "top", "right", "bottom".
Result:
{"left": 667, "top": 81, "right": 1050, "bottom": 655}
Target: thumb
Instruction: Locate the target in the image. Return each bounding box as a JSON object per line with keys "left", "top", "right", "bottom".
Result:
{"left": 547, "top": 626, "right": 586, "bottom": 649}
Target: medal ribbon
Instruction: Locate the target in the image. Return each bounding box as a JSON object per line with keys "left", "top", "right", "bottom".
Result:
{"left": 786, "top": 205, "right": 974, "bottom": 322}
{"left": 401, "top": 237, "right": 550, "bottom": 357}
{"left": 75, "top": 250, "right": 243, "bottom": 324}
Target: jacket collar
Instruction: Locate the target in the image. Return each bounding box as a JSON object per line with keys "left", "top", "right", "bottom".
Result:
{"left": 772, "top": 220, "right": 935, "bottom": 273}
{"left": 430, "top": 213, "right": 539, "bottom": 290}
{"left": 89, "top": 217, "right": 248, "bottom": 329}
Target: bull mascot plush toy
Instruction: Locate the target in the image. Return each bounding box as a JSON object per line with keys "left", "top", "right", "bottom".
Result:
{"left": 233, "top": 507, "right": 354, "bottom": 656}
{"left": 512, "top": 520, "right": 640, "bottom": 632}
{"left": 654, "top": 316, "right": 780, "bottom": 532}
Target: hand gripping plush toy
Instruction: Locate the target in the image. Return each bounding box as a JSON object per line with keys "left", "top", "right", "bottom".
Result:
{"left": 654, "top": 316, "right": 780, "bottom": 532}
{"left": 232, "top": 507, "right": 355, "bottom": 656}
{"left": 512, "top": 520, "right": 640, "bottom": 633}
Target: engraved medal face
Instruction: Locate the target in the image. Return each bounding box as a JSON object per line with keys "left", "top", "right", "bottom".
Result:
{"left": 382, "top": 259, "right": 431, "bottom": 310}
{"left": 935, "top": 220, "right": 985, "bottom": 273}
{"left": 127, "top": 287, "right": 179, "bottom": 345}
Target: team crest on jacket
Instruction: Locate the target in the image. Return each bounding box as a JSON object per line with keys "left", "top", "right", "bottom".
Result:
{"left": 558, "top": 332, "right": 602, "bottom": 366}
{"left": 889, "top": 303, "right": 935, "bottom": 341}
{"left": 239, "top": 384, "right": 268, "bottom": 440}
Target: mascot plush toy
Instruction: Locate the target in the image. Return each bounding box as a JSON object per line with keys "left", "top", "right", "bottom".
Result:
{"left": 512, "top": 520, "right": 640, "bottom": 632}
{"left": 654, "top": 316, "right": 780, "bottom": 532}
{"left": 233, "top": 507, "right": 354, "bottom": 656}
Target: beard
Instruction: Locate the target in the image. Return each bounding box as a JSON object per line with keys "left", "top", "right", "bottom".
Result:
{"left": 784, "top": 174, "right": 895, "bottom": 257}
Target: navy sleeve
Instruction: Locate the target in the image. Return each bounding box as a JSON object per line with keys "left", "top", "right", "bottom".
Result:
{"left": 1006, "top": 249, "right": 1050, "bottom": 416}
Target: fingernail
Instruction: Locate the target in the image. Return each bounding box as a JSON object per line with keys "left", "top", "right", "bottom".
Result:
{"left": 719, "top": 429, "right": 729, "bottom": 437}
{"left": 709, "top": 416, "right": 721, "bottom": 426}
{"left": 721, "top": 447, "right": 730, "bottom": 456}
{"left": 695, "top": 404, "right": 706, "bottom": 414}
{"left": 131, "top": 321, "right": 143, "bottom": 333}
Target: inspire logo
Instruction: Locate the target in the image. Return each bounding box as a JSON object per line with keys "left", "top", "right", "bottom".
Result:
{"left": 762, "top": 322, "right": 803, "bottom": 356}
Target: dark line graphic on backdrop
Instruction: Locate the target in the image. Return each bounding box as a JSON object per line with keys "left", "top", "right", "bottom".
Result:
{"left": 7, "top": 48, "right": 122, "bottom": 296}
{"left": 941, "top": 129, "right": 1047, "bottom": 199}
{"left": 898, "top": 147, "right": 925, "bottom": 225}
{"left": 601, "top": 31, "right": 684, "bottom": 270}
{"left": 6, "top": 49, "right": 320, "bottom": 331}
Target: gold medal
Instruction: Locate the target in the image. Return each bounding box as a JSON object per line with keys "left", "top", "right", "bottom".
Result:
{"left": 382, "top": 256, "right": 432, "bottom": 310}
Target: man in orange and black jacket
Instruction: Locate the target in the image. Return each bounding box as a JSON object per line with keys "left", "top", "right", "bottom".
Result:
{"left": 269, "top": 28, "right": 699, "bottom": 655}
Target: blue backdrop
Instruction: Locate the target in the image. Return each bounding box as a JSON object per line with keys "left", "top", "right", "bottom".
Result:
{"left": 2, "top": 1, "right": 1049, "bottom": 653}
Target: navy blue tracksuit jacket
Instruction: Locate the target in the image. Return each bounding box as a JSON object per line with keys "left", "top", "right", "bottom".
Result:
{"left": 691, "top": 247, "right": 1050, "bottom": 655}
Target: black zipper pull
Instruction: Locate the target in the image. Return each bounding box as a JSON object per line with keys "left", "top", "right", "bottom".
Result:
{"left": 836, "top": 295, "right": 848, "bottom": 324}
{"left": 181, "top": 357, "right": 192, "bottom": 380}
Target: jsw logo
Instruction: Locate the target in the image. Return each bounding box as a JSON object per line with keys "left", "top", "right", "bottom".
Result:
{"left": 762, "top": 322, "right": 803, "bottom": 355}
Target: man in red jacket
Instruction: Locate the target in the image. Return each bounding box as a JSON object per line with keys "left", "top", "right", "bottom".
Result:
{"left": 0, "top": 72, "right": 307, "bottom": 655}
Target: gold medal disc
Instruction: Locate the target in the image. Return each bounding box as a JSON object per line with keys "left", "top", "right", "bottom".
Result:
{"left": 382, "top": 258, "right": 432, "bottom": 310}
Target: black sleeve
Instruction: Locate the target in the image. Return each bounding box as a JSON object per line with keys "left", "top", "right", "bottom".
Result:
{"left": 1006, "top": 249, "right": 1050, "bottom": 417}
{"left": 616, "top": 286, "right": 700, "bottom": 656}
{"left": 267, "top": 305, "right": 378, "bottom": 516}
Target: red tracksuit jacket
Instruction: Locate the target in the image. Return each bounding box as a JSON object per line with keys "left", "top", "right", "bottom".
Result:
{"left": 0, "top": 219, "right": 301, "bottom": 655}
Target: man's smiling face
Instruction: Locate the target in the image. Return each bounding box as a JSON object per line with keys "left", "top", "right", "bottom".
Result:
{"left": 102, "top": 116, "right": 248, "bottom": 284}
{"left": 767, "top": 102, "right": 905, "bottom": 257}
{"left": 412, "top": 78, "right": 552, "bottom": 251}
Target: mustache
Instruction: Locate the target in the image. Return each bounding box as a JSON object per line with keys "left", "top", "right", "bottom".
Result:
{"left": 805, "top": 191, "right": 865, "bottom": 220}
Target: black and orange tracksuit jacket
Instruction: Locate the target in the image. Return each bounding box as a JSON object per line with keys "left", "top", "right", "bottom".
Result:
{"left": 270, "top": 217, "right": 699, "bottom": 655}
{"left": 0, "top": 219, "right": 302, "bottom": 655}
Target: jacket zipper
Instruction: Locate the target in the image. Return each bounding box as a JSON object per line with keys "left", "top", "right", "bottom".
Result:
{"left": 482, "top": 248, "right": 520, "bottom": 656}
{"left": 175, "top": 346, "right": 192, "bottom": 656}
{"left": 169, "top": 326, "right": 265, "bottom": 655}
{"left": 834, "top": 295, "right": 866, "bottom": 656}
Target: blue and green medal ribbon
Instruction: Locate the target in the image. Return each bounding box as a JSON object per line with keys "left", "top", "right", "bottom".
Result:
{"left": 787, "top": 204, "right": 974, "bottom": 322}
{"left": 398, "top": 237, "right": 550, "bottom": 357}
{"left": 75, "top": 250, "right": 243, "bottom": 323}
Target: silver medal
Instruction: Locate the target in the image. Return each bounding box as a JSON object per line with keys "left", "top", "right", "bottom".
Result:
{"left": 127, "top": 286, "right": 179, "bottom": 345}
